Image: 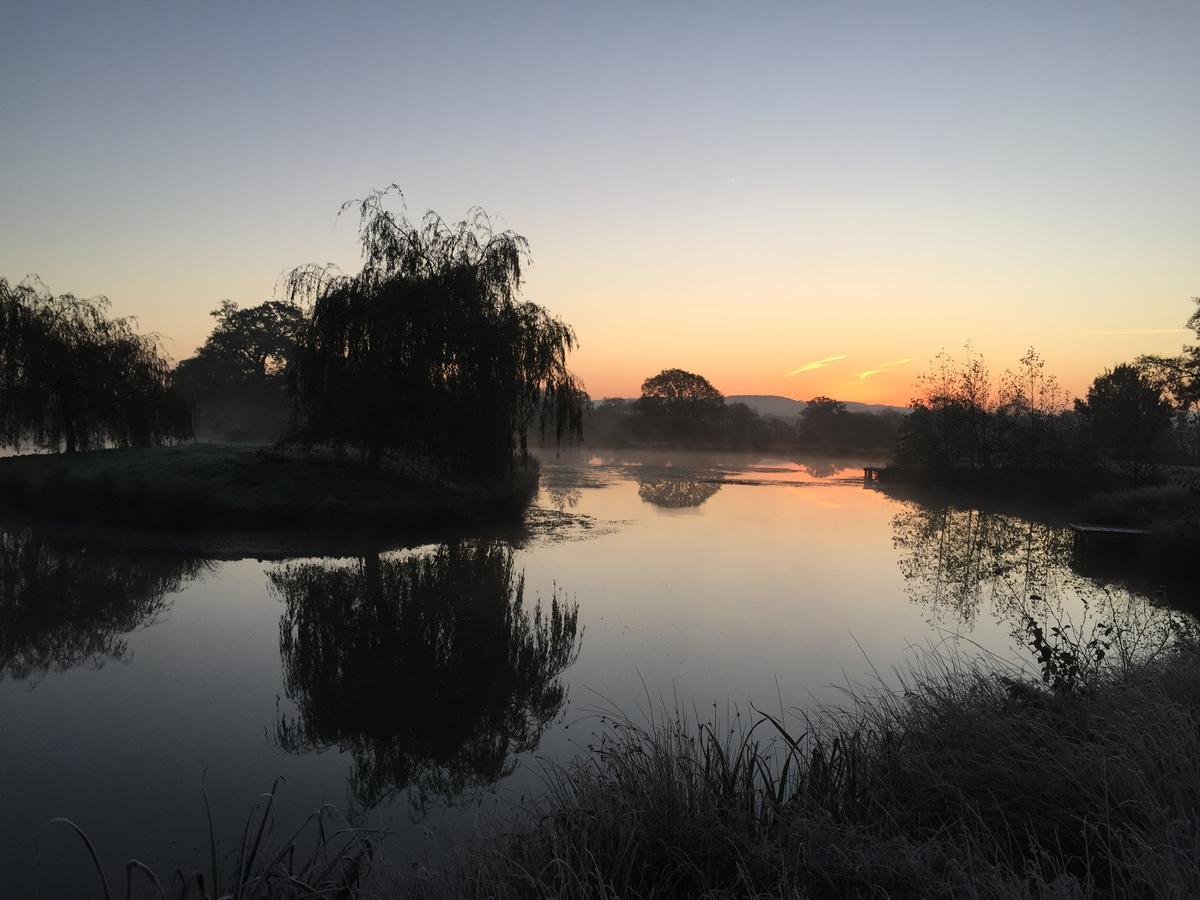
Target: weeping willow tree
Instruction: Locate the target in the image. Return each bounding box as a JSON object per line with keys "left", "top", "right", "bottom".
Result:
{"left": 0, "top": 528, "right": 207, "bottom": 682}
{"left": 285, "top": 187, "right": 585, "bottom": 476}
{"left": 0, "top": 277, "right": 193, "bottom": 452}
{"left": 270, "top": 542, "right": 581, "bottom": 811}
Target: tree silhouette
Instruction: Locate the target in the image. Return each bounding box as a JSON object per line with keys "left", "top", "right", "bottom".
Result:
{"left": 1138, "top": 297, "right": 1200, "bottom": 461}
{"left": 270, "top": 542, "right": 581, "bottom": 811}
{"left": 0, "top": 277, "right": 193, "bottom": 452}
{"left": 1138, "top": 296, "right": 1200, "bottom": 412}
{"left": 797, "top": 397, "right": 903, "bottom": 450}
{"left": 184, "top": 300, "right": 304, "bottom": 382}
{"left": 0, "top": 529, "right": 205, "bottom": 682}
{"left": 797, "top": 397, "right": 847, "bottom": 445}
{"left": 897, "top": 346, "right": 1084, "bottom": 472}
{"left": 1075, "top": 364, "right": 1173, "bottom": 483}
{"left": 996, "top": 349, "right": 1072, "bottom": 470}
{"left": 638, "top": 369, "right": 723, "bottom": 406}
{"left": 633, "top": 368, "right": 726, "bottom": 444}
{"left": 897, "top": 345, "right": 998, "bottom": 470}
{"left": 283, "top": 187, "right": 585, "bottom": 475}
{"left": 175, "top": 299, "right": 305, "bottom": 440}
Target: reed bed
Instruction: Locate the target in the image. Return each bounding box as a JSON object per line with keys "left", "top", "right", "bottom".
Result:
{"left": 51, "top": 617, "right": 1200, "bottom": 898}
{"left": 399, "top": 640, "right": 1200, "bottom": 899}
{"left": 47, "top": 777, "right": 375, "bottom": 900}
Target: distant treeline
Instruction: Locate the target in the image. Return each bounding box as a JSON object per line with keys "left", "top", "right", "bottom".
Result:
{"left": 584, "top": 369, "right": 904, "bottom": 452}
{"left": 894, "top": 333, "right": 1200, "bottom": 484}
{"left": 584, "top": 320, "right": 1200, "bottom": 484}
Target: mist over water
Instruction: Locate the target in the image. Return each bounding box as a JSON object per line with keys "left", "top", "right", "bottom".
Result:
{"left": 0, "top": 451, "right": 1178, "bottom": 893}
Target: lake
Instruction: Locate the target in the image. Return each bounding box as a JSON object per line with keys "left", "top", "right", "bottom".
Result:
{"left": 0, "top": 450, "right": 1180, "bottom": 895}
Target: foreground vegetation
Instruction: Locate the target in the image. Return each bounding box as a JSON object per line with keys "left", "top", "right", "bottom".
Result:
{"left": 400, "top": 638, "right": 1200, "bottom": 899}
{"left": 52, "top": 777, "right": 376, "bottom": 899}
{"left": 0, "top": 443, "right": 537, "bottom": 532}
{"left": 74, "top": 631, "right": 1200, "bottom": 898}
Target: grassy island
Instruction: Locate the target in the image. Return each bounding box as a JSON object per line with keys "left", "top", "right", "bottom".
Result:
{"left": 0, "top": 192, "right": 585, "bottom": 541}
{"left": 0, "top": 443, "right": 539, "bottom": 533}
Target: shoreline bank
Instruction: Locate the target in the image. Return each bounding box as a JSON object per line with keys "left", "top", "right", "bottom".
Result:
{"left": 0, "top": 443, "right": 540, "bottom": 539}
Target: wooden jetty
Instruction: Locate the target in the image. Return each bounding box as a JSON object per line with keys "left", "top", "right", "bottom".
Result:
{"left": 1068, "top": 523, "right": 1151, "bottom": 571}
{"left": 863, "top": 466, "right": 882, "bottom": 483}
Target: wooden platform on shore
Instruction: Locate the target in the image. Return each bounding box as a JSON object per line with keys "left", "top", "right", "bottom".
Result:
{"left": 1069, "top": 523, "right": 1151, "bottom": 572}
{"left": 1068, "top": 524, "right": 1152, "bottom": 536}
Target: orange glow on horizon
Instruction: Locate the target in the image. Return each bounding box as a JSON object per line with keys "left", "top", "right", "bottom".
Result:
{"left": 570, "top": 331, "right": 1192, "bottom": 409}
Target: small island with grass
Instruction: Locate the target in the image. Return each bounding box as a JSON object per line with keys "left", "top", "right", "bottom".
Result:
{"left": 0, "top": 188, "right": 584, "bottom": 537}
{"left": 0, "top": 443, "right": 540, "bottom": 532}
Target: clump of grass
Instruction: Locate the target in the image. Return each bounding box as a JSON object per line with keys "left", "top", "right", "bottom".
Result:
{"left": 45, "top": 777, "right": 375, "bottom": 899}
{"left": 400, "top": 638, "right": 1200, "bottom": 899}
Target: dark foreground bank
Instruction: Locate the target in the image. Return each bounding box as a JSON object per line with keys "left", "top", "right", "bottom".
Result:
{"left": 60, "top": 632, "right": 1200, "bottom": 899}
{"left": 0, "top": 443, "right": 538, "bottom": 533}
{"left": 396, "top": 640, "right": 1200, "bottom": 899}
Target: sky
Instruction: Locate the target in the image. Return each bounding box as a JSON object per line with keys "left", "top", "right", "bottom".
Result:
{"left": 2, "top": 1, "right": 1197, "bottom": 405}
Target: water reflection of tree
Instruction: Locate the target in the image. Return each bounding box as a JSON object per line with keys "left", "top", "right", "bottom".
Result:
{"left": 798, "top": 460, "right": 847, "bottom": 479}
{"left": 891, "top": 504, "right": 1072, "bottom": 629}
{"left": 270, "top": 542, "right": 581, "bottom": 812}
{"left": 543, "top": 485, "right": 582, "bottom": 511}
{"left": 636, "top": 476, "right": 721, "bottom": 509}
{"left": 0, "top": 529, "right": 204, "bottom": 682}
{"left": 893, "top": 502, "right": 1195, "bottom": 682}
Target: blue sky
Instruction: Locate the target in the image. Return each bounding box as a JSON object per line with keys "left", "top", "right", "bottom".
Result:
{"left": 3, "top": 1, "right": 1197, "bottom": 400}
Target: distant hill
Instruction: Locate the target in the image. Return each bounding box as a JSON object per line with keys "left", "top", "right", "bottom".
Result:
{"left": 726, "top": 395, "right": 909, "bottom": 419}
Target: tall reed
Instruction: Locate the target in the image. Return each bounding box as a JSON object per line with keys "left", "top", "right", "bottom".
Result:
{"left": 400, "top": 639, "right": 1200, "bottom": 899}
{"left": 45, "top": 778, "right": 374, "bottom": 900}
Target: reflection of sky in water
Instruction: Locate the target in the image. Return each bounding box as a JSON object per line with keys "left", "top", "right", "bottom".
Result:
{"left": 0, "top": 450, "right": 1180, "bottom": 893}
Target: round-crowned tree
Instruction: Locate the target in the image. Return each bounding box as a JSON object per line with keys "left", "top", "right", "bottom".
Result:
{"left": 1075, "top": 364, "right": 1173, "bottom": 482}
{"left": 634, "top": 368, "right": 725, "bottom": 443}
{"left": 639, "top": 368, "right": 723, "bottom": 408}
{"left": 174, "top": 299, "right": 305, "bottom": 440}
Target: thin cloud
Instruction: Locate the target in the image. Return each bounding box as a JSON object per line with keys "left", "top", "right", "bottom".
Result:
{"left": 854, "top": 357, "right": 914, "bottom": 381}
{"left": 787, "top": 354, "right": 846, "bottom": 376}
{"left": 1079, "top": 328, "right": 1189, "bottom": 336}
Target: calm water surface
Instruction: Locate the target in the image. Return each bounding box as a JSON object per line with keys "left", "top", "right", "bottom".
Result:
{"left": 0, "top": 450, "right": 1174, "bottom": 895}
